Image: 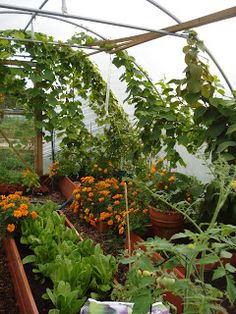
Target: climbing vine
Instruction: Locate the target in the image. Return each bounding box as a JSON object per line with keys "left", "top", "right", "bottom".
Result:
{"left": 112, "top": 30, "right": 236, "bottom": 165}
{"left": 0, "top": 30, "right": 142, "bottom": 171}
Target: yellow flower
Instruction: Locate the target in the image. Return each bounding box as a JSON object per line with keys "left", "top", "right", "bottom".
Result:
{"left": 231, "top": 181, "right": 236, "bottom": 189}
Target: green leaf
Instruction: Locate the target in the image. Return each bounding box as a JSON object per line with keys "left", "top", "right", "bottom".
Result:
{"left": 226, "top": 274, "right": 236, "bottom": 304}
{"left": 226, "top": 123, "right": 236, "bottom": 135}
{"left": 48, "top": 310, "right": 60, "bottom": 314}
{"left": 207, "top": 124, "right": 225, "bottom": 138}
{"left": 212, "top": 267, "right": 226, "bottom": 280}
{"left": 216, "top": 141, "right": 236, "bottom": 153}
{"left": 132, "top": 290, "right": 153, "bottom": 314}
{"left": 194, "top": 106, "right": 207, "bottom": 121}
{"left": 201, "top": 83, "right": 213, "bottom": 98}
{"left": 198, "top": 254, "right": 219, "bottom": 265}
{"left": 22, "top": 255, "right": 36, "bottom": 264}
{"left": 225, "top": 263, "right": 236, "bottom": 273}
{"left": 189, "top": 63, "right": 202, "bottom": 79}
{"left": 220, "top": 251, "right": 232, "bottom": 259}
{"left": 221, "top": 153, "right": 235, "bottom": 161}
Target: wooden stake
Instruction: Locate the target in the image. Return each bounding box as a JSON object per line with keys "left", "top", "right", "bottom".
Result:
{"left": 124, "top": 182, "right": 132, "bottom": 270}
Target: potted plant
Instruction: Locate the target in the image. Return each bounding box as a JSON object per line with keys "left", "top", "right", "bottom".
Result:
{"left": 140, "top": 159, "right": 204, "bottom": 239}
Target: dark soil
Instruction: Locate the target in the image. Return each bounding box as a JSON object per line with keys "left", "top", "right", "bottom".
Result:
{"left": 0, "top": 243, "right": 18, "bottom": 314}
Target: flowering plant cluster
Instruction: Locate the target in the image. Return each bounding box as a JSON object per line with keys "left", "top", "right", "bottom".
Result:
{"left": 0, "top": 192, "right": 38, "bottom": 238}
{"left": 145, "top": 159, "right": 200, "bottom": 211}
{"left": 48, "top": 161, "right": 60, "bottom": 178}
{"left": 70, "top": 175, "right": 149, "bottom": 235}
{"left": 21, "top": 169, "right": 40, "bottom": 191}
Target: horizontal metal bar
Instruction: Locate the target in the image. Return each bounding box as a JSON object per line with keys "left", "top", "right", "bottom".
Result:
{"left": 0, "top": 3, "right": 187, "bottom": 38}
{"left": 0, "top": 36, "right": 103, "bottom": 50}
{"left": 0, "top": 10, "right": 106, "bottom": 40}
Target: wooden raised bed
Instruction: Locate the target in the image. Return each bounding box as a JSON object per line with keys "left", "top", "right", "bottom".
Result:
{"left": 2, "top": 236, "right": 39, "bottom": 314}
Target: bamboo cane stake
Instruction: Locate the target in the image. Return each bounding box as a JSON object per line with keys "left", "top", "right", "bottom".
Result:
{"left": 124, "top": 182, "right": 132, "bottom": 270}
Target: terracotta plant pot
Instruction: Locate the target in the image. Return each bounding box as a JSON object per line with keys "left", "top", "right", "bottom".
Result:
{"left": 95, "top": 221, "right": 109, "bottom": 233}
{"left": 58, "top": 176, "right": 77, "bottom": 199}
{"left": 2, "top": 237, "right": 39, "bottom": 314}
{"left": 149, "top": 207, "right": 184, "bottom": 239}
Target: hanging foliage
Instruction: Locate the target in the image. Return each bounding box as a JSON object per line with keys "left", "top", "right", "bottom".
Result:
{"left": 0, "top": 30, "right": 142, "bottom": 171}
{"left": 112, "top": 31, "right": 236, "bottom": 165}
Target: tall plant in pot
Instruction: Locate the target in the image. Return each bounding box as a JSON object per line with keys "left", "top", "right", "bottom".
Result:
{"left": 141, "top": 159, "right": 204, "bottom": 239}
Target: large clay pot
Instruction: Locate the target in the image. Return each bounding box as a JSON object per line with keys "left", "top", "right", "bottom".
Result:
{"left": 149, "top": 207, "right": 184, "bottom": 239}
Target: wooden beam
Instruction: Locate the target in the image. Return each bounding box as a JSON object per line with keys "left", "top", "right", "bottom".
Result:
{"left": 89, "top": 6, "right": 236, "bottom": 53}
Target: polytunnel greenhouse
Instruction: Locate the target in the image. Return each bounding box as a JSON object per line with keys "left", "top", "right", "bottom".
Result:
{"left": 0, "top": 1, "right": 236, "bottom": 313}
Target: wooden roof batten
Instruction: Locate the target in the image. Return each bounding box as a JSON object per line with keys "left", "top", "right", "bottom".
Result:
{"left": 88, "top": 6, "right": 236, "bottom": 53}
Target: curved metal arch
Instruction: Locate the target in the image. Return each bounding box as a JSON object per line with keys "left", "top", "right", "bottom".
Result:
{"left": 145, "top": 0, "right": 234, "bottom": 93}
{"left": 24, "top": 0, "right": 50, "bottom": 31}
{"left": 0, "top": 11, "right": 106, "bottom": 40}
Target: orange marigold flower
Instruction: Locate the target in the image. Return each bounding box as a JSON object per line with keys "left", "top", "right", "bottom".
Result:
{"left": 81, "top": 176, "right": 95, "bottom": 184}
{"left": 21, "top": 208, "right": 28, "bottom": 216}
{"left": 13, "top": 210, "right": 23, "bottom": 218}
{"left": 150, "top": 164, "right": 156, "bottom": 173}
{"left": 75, "top": 193, "right": 81, "bottom": 199}
{"left": 115, "top": 215, "right": 121, "bottom": 222}
{"left": 90, "top": 220, "right": 96, "bottom": 227}
{"left": 114, "top": 200, "right": 120, "bottom": 205}
{"left": 143, "top": 208, "right": 149, "bottom": 214}
{"left": 3, "top": 203, "right": 15, "bottom": 210}
{"left": 131, "top": 201, "right": 136, "bottom": 206}
{"left": 88, "top": 192, "right": 94, "bottom": 197}
{"left": 99, "top": 197, "right": 105, "bottom": 202}
{"left": 79, "top": 214, "right": 84, "bottom": 219}
{"left": 107, "top": 206, "right": 113, "bottom": 211}
{"left": 119, "top": 226, "right": 124, "bottom": 235}
{"left": 160, "top": 172, "right": 166, "bottom": 177}
{"left": 132, "top": 191, "right": 138, "bottom": 196}
{"left": 7, "top": 224, "right": 15, "bottom": 233}
{"left": 168, "top": 176, "right": 175, "bottom": 183}
{"left": 103, "top": 168, "right": 108, "bottom": 174}
{"left": 99, "top": 190, "right": 110, "bottom": 196}
{"left": 113, "top": 194, "right": 123, "bottom": 199}
{"left": 87, "top": 187, "right": 92, "bottom": 192}
{"left": 107, "top": 219, "right": 113, "bottom": 226}
{"left": 120, "top": 182, "right": 125, "bottom": 186}
{"left": 31, "top": 211, "right": 38, "bottom": 219}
